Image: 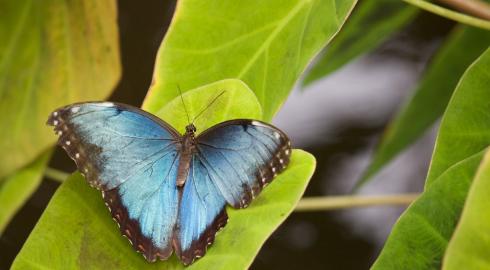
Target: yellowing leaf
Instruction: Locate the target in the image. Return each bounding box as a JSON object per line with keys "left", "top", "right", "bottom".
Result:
{"left": 0, "top": 0, "right": 120, "bottom": 179}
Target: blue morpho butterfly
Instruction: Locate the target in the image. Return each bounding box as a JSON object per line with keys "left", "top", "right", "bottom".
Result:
{"left": 47, "top": 92, "right": 291, "bottom": 265}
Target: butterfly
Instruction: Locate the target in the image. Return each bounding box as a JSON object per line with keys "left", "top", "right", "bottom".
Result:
{"left": 47, "top": 99, "right": 291, "bottom": 265}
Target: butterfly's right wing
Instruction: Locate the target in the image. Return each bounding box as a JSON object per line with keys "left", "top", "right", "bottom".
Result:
{"left": 195, "top": 119, "right": 291, "bottom": 208}
{"left": 48, "top": 102, "right": 181, "bottom": 261}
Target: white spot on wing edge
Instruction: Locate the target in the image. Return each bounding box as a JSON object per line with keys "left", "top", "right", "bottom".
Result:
{"left": 98, "top": 102, "right": 115, "bottom": 107}
{"left": 70, "top": 106, "right": 80, "bottom": 113}
{"left": 53, "top": 111, "right": 58, "bottom": 117}
{"left": 53, "top": 120, "right": 59, "bottom": 125}
{"left": 250, "top": 120, "right": 271, "bottom": 129}
{"left": 65, "top": 140, "right": 71, "bottom": 145}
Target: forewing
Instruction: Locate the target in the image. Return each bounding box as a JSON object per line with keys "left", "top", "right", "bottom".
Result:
{"left": 47, "top": 102, "right": 179, "bottom": 189}
{"left": 196, "top": 120, "right": 291, "bottom": 208}
{"left": 47, "top": 102, "right": 181, "bottom": 261}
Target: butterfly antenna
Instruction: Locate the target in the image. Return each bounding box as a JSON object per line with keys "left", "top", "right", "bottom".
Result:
{"left": 177, "top": 85, "right": 191, "bottom": 124}
{"left": 192, "top": 90, "right": 226, "bottom": 123}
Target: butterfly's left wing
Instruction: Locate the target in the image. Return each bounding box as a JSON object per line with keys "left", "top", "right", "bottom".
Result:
{"left": 175, "top": 120, "right": 291, "bottom": 265}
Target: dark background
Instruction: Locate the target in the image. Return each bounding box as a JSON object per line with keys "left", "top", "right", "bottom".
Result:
{"left": 0, "top": 1, "right": 453, "bottom": 269}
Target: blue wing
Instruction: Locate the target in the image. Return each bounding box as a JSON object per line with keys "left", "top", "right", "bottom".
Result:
{"left": 175, "top": 119, "right": 291, "bottom": 264}
{"left": 196, "top": 120, "right": 291, "bottom": 208}
{"left": 176, "top": 155, "right": 228, "bottom": 265}
{"left": 47, "top": 102, "right": 181, "bottom": 262}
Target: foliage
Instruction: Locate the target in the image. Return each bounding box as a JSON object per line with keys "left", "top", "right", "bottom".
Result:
{"left": 443, "top": 150, "right": 490, "bottom": 269}
{"left": 3, "top": 0, "right": 490, "bottom": 269}
{"left": 358, "top": 26, "right": 490, "bottom": 187}
{"left": 0, "top": 0, "right": 120, "bottom": 235}
{"left": 0, "top": 0, "right": 120, "bottom": 179}
{"left": 142, "top": 0, "right": 357, "bottom": 120}
{"left": 424, "top": 47, "right": 490, "bottom": 186}
{"left": 0, "top": 151, "right": 51, "bottom": 234}
{"left": 371, "top": 151, "right": 484, "bottom": 269}
{"left": 154, "top": 79, "right": 262, "bottom": 133}
{"left": 372, "top": 48, "right": 490, "bottom": 269}
{"left": 304, "top": 0, "right": 417, "bottom": 84}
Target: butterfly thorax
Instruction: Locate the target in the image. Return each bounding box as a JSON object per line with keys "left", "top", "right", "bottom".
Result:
{"left": 176, "top": 124, "right": 197, "bottom": 187}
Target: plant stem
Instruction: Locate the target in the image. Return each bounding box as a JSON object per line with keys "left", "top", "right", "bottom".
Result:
{"left": 44, "top": 167, "right": 70, "bottom": 183}
{"left": 437, "top": 0, "right": 490, "bottom": 21}
{"left": 403, "top": 0, "right": 490, "bottom": 30}
{"left": 295, "top": 193, "right": 419, "bottom": 212}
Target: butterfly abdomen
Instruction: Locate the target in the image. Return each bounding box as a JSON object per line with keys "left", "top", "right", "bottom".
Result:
{"left": 176, "top": 132, "right": 196, "bottom": 187}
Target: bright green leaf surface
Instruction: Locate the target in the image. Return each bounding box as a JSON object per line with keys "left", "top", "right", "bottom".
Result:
{"left": 372, "top": 48, "right": 490, "bottom": 269}
{"left": 0, "top": 0, "right": 120, "bottom": 179}
{"left": 425, "top": 47, "right": 490, "bottom": 186}
{"left": 12, "top": 150, "right": 315, "bottom": 270}
{"left": 0, "top": 151, "right": 51, "bottom": 235}
{"left": 143, "top": 0, "right": 357, "bottom": 121}
{"left": 155, "top": 79, "right": 262, "bottom": 134}
{"left": 371, "top": 151, "right": 485, "bottom": 270}
{"left": 443, "top": 149, "right": 490, "bottom": 269}
{"left": 359, "top": 26, "right": 490, "bottom": 187}
{"left": 303, "top": 0, "right": 416, "bottom": 85}
{"left": 14, "top": 81, "right": 317, "bottom": 269}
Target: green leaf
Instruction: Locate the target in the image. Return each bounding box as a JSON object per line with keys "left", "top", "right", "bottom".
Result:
{"left": 14, "top": 81, "right": 317, "bottom": 268}
{"left": 443, "top": 150, "right": 490, "bottom": 269}
{"left": 12, "top": 150, "right": 316, "bottom": 270}
{"left": 371, "top": 151, "right": 485, "bottom": 270}
{"left": 358, "top": 26, "right": 490, "bottom": 187}
{"left": 372, "top": 48, "right": 490, "bottom": 269}
{"left": 303, "top": 0, "right": 417, "bottom": 85}
{"left": 0, "top": 0, "right": 121, "bottom": 179}
{"left": 142, "top": 0, "right": 357, "bottom": 121}
{"left": 425, "top": 47, "right": 490, "bottom": 186}
{"left": 154, "top": 79, "right": 262, "bottom": 133}
{"left": 0, "top": 151, "right": 51, "bottom": 235}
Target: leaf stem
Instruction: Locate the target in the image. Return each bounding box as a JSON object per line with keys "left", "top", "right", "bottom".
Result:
{"left": 295, "top": 193, "right": 419, "bottom": 212}
{"left": 437, "top": 0, "right": 490, "bottom": 21}
{"left": 44, "top": 167, "right": 69, "bottom": 183}
{"left": 403, "top": 0, "right": 490, "bottom": 30}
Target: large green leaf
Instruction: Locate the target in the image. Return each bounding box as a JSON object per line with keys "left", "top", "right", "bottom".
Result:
{"left": 0, "top": 151, "right": 51, "bottom": 235}
{"left": 443, "top": 149, "right": 490, "bottom": 269}
{"left": 13, "top": 80, "right": 317, "bottom": 269}
{"left": 303, "top": 0, "right": 416, "bottom": 85}
{"left": 142, "top": 0, "right": 357, "bottom": 121}
{"left": 0, "top": 0, "right": 120, "bottom": 179}
{"left": 372, "top": 48, "right": 490, "bottom": 269}
{"left": 358, "top": 26, "right": 490, "bottom": 187}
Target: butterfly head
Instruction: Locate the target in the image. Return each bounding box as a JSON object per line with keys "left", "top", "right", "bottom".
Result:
{"left": 185, "top": 124, "right": 197, "bottom": 136}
